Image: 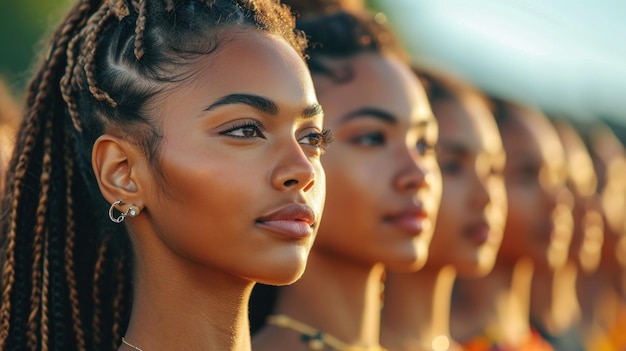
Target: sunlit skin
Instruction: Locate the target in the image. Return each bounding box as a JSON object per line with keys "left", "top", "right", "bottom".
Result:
{"left": 93, "top": 32, "right": 327, "bottom": 351}
{"left": 313, "top": 53, "right": 441, "bottom": 272}
{"left": 426, "top": 94, "right": 507, "bottom": 277}
{"left": 497, "top": 109, "right": 573, "bottom": 271}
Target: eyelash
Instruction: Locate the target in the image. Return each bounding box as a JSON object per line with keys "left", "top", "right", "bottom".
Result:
{"left": 300, "top": 128, "right": 334, "bottom": 151}
{"left": 349, "top": 132, "right": 386, "bottom": 146}
{"left": 417, "top": 139, "right": 437, "bottom": 155}
{"left": 219, "top": 120, "right": 266, "bottom": 139}
{"left": 219, "top": 122, "right": 333, "bottom": 151}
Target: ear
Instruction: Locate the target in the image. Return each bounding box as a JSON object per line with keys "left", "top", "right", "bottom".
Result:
{"left": 92, "top": 134, "right": 144, "bottom": 209}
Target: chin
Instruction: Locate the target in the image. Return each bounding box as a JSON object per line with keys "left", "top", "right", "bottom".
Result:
{"left": 385, "top": 244, "right": 429, "bottom": 272}
{"left": 253, "top": 260, "right": 308, "bottom": 286}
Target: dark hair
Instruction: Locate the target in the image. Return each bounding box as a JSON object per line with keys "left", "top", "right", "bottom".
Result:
{"left": 414, "top": 67, "right": 489, "bottom": 114}
{"left": 283, "top": 0, "right": 407, "bottom": 82}
{"left": 0, "top": 1, "right": 305, "bottom": 350}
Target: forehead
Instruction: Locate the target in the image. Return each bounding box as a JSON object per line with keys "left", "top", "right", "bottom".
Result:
{"left": 502, "top": 109, "right": 565, "bottom": 167}
{"left": 555, "top": 122, "right": 597, "bottom": 194}
{"left": 312, "top": 53, "right": 432, "bottom": 127}
{"left": 434, "top": 95, "right": 502, "bottom": 155}
{"left": 170, "top": 31, "right": 316, "bottom": 109}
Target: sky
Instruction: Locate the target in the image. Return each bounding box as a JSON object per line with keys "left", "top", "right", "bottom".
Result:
{"left": 373, "top": 0, "right": 626, "bottom": 123}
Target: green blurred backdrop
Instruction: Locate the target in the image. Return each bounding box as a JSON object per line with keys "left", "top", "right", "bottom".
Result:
{"left": 0, "top": 0, "right": 73, "bottom": 95}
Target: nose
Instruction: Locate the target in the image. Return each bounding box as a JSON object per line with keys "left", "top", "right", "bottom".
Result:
{"left": 469, "top": 171, "right": 491, "bottom": 210}
{"left": 393, "top": 148, "right": 433, "bottom": 193}
{"left": 271, "top": 140, "right": 317, "bottom": 192}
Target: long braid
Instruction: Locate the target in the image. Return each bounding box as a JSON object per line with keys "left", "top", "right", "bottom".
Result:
{"left": 24, "top": 118, "right": 54, "bottom": 351}
{"left": 63, "top": 136, "right": 86, "bottom": 351}
{"left": 92, "top": 238, "right": 109, "bottom": 351}
{"left": 0, "top": 1, "right": 95, "bottom": 347}
{"left": 0, "top": 73, "right": 44, "bottom": 351}
{"left": 40, "top": 228, "right": 50, "bottom": 351}
{"left": 111, "top": 258, "right": 125, "bottom": 350}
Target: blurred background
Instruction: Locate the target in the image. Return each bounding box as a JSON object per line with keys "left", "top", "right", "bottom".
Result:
{"left": 2, "top": 0, "right": 625, "bottom": 137}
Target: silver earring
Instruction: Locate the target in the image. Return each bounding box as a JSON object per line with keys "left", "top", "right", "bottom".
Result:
{"left": 108, "top": 200, "right": 141, "bottom": 223}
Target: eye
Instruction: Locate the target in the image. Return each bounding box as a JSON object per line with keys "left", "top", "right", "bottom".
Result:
{"left": 349, "top": 132, "right": 385, "bottom": 146}
{"left": 416, "top": 138, "right": 437, "bottom": 156}
{"left": 440, "top": 160, "right": 462, "bottom": 175}
{"left": 299, "top": 129, "right": 334, "bottom": 151}
{"left": 219, "top": 121, "right": 266, "bottom": 139}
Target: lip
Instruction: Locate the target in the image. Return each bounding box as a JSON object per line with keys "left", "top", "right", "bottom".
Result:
{"left": 383, "top": 207, "right": 429, "bottom": 235}
{"left": 464, "top": 220, "right": 491, "bottom": 245}
{"left": 256, "top": 203, "right": 316, "bottom": 238}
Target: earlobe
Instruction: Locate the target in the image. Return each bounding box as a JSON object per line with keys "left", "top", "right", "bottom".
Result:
{"left": 92, "top": 135, "right": 142, "bottom": 206}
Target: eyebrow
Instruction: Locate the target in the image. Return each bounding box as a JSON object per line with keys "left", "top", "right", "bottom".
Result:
{"left": 204, "top": 93, "right": 323, "bottom": 119}
{"left": 205, "top": 93, "right": 278, "bottom": 115}
{"left": 340, "top": 108, "right": 397, "bottom": 124}
{"left": 438, "top": 141, "right": 470, "bottom": 156}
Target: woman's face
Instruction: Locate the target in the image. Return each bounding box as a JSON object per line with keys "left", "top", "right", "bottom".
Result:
{"left": 426, "top": 95, "right": 507, "bottom": 277}
{"left": 131, "top": 32, "right": 326, "bottom": 286}
{"left": 497, "top": 110, "right": 573, "bottom": 271}
{"left": 553, "top": 121, "right": 603, "bottom": 274}
{"left": 311, "top": 54, "right": 441, "bottom": 272}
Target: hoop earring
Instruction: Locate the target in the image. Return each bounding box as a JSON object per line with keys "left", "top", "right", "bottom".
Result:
{"left": 108, "top": 200, "right": 141, "bottom": 223}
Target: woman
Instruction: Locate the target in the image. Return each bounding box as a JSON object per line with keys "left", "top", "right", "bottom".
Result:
{"left": 577, "top": 122, "right": 626, "bottom": 351}
{"left": 0, "top": 1, "right": 330, "bottom": 350}
{"left": 450, "top": 101, "right": 570, "bottom": 351}
{"left": 251, "top": 4, "right": 442, "bottom": 351}
{"left": 380, "top": 70, "right": 507, "bottom": 351}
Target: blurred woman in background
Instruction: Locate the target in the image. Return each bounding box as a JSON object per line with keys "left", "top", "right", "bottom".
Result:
{"left": 380, "top": 69, "right": 507, "bottom": 351}
{"left": 577, "top": 122, "right": 626, "bottom": 351}
{"left": 251, "top": 3, "right": 442, "bottom": 350}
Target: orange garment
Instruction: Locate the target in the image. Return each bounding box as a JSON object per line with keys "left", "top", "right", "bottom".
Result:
{"left": 587, "top": 302, "right": 626, "bottom": 351}
{"left": 463, "top": 328, "right": 554, "bottom": 351}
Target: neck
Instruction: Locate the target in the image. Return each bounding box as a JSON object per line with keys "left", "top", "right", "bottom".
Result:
{"left": 381, "top": 264, "right": 457, "bottom": 351}
{"left": 122, "top": 247, "right": 253, "bottom": 351}
{"left": 530, "top": 261, "right": 581, "bottom": 335}
{"left": 577, "top": 268, "right": 607, "bottom": 330}
{"left": 254, "top": 249, "right": 386, "bottom": 350}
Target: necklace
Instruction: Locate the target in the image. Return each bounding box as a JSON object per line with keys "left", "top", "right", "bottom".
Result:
{"left": 267, "top": 314, "right": 388, "bottom": 351}
{"left": 121, "top": 337, "right": 143, "bottom": 351}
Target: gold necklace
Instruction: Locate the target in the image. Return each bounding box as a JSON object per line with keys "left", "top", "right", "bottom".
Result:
{"left": 121, "top": 337, "right": 143, "bottom": 351}
{"left": 267, "top": 314, "right": 388, "bottom": 351}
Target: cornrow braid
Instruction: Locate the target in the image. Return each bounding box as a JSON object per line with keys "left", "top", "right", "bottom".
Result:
{"left": 0, "top": 1, "right": 307, "bottom": 350}
{"left": 82, "top": 5, "right": 118, "bottom": 108}
{"left": 132, "top": 0, "right": 147, "bottom": 60}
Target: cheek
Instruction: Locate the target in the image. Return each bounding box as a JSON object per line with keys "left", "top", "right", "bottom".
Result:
{"left": 146, "top": 148, "right": 261, "bottom": 254}
{"left": 488, "top": 181, "right": 508, "bottom": 228}
{"left": 436, "top": 178, "right": 464, "bottom": 236}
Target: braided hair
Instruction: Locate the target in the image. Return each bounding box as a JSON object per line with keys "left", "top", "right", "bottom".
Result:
{"left": 0, "top": 1, "right": 305, "bottom": 350}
